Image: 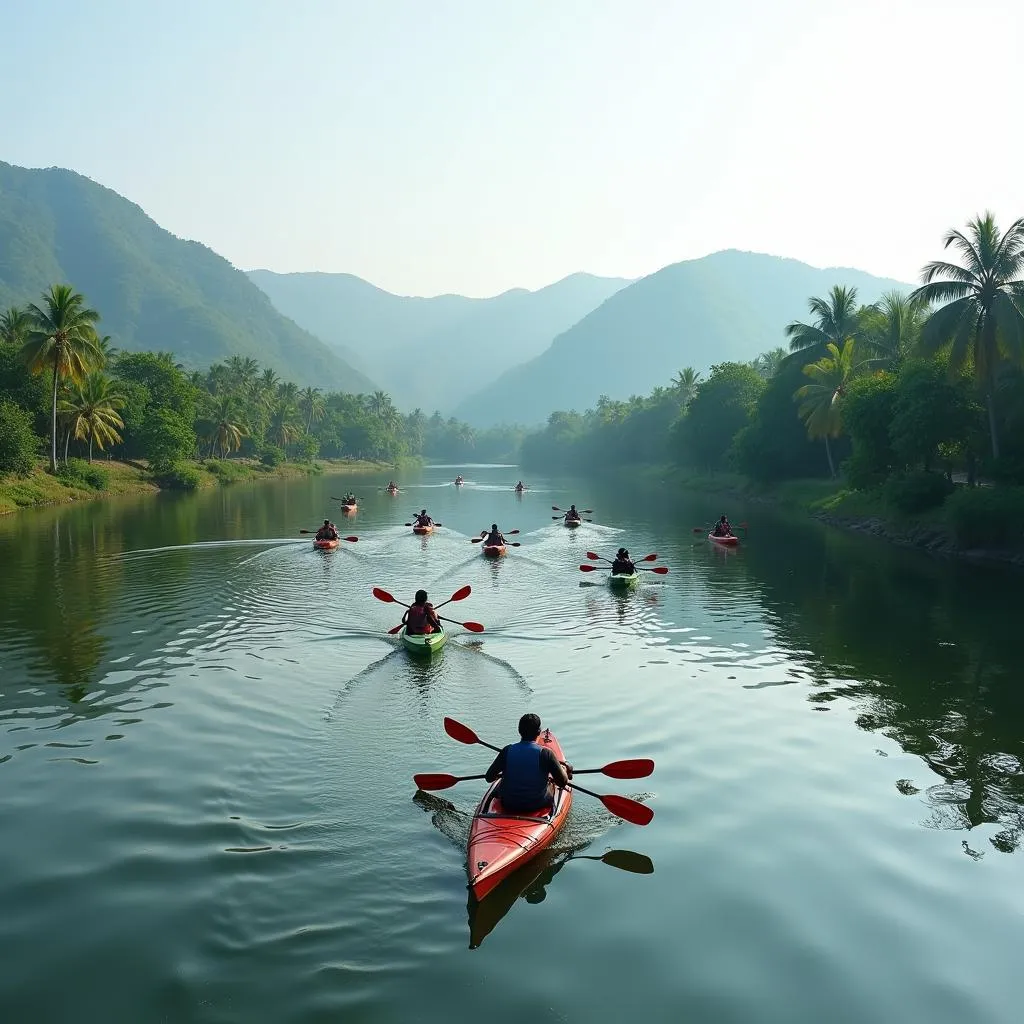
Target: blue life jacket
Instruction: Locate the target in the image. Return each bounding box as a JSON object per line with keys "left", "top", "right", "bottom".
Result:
{"left": 500, "top": 740, "right": 549, "bottom": 809}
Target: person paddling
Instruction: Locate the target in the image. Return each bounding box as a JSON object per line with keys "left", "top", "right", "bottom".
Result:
{"left": 484, "top": 523, "right": 506, "bottom": 546}
{"left": 611, "top": 547, "right": 635, "bottom": 574}
{"left": 402, "top": 590, "right": 441, "bottom": 635}
{"left": 387, "top": 480, "right": 398, "bottom": 493}
{"left": 315, "top": 519, "right": 339, "bottom": 541}
{"left": 712, "top": 515, "right": 732, "bottom": 537}
{"left": 415, "top": 509, "right": 434, "bottom": 527}
{"left": 564, "top": 504, "right": 581, "bottom": 524}
{"left": 515, "top": 480, "right": 526, "bottom": 491}
{"left": 484, "top": 713, "right": 573, "bottom": 813}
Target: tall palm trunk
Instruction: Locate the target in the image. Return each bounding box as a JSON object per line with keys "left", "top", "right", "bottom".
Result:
{"left": 88, "top": 436, "right": 94, "bottom": 463}
{"left": 985, "top": 382, "right": 1000, "bottom": 459}
{"left": 824, "top": 436, "right": 836, "bottom": 478}
{"left": 50, "top": 348, "right": 59, "bottom": 472}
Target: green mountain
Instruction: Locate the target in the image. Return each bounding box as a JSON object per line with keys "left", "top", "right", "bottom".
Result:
{"left": 0, "top": 161, "right": 375, "bottom": 392}
{"left": 247, "top": 269, "right": 630, "bottom": 411}
{"left": 453, "top": 250, "right": 912, "bottom": 427}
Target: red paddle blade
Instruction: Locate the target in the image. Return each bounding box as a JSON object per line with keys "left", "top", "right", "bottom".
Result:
{"left": 600, "top": 793, "right": 654, "bottom": 826}
{"left": 586, "top": 552, "right": 602, "bottom": 560}
{"left": 461, "top": 621, "right": 485, "bottom": 632}
{"left": 601, "top": 758, "right": 655, "bottom": 779}
{"left": 449, "top": 585, "right": 472, "bottom": 602}
{"left": 641, "top": 553, "right": 657, "bottom": 561}
{"left": 372, "top": 587, "right": 396, "bottom": 603}
{"left": 444, "top": 717, "right": 480, "bottom": 745}
{"left": 388, "top": 624, "right": 403, "bottom": 634}
{"left": 506, "top": 529, "right": 520, "bottom": 535}
{"left": 579, "top": 564, "right": 599, "bottom": 572}
{"left": 647, "top": 566, "right": 669, "bottom": 574}
{"left": 551, "top": 506, "right": 562, "bottom": 511}
{"left": 413, "top": 773, "right": 459, "bottom": 791}
{"left": 343, "top": 536, "right": 358, "bottom": 542}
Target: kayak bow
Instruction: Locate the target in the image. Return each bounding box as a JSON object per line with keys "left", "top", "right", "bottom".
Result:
{"left": 564, "top": 519, "right": 581, "bottom": 529}
{"left": 401, "top": 626, "right": 447, "bottom": 655}
{"left": 609, "top": 571, "right": 639, "bottom": 587}
{"left": 467, "top": 728, "right": 572, "bottom": 901}
{"left": 412, "top": 523, "right": 434, "bottom": 535}
{"left": 313, "top": 538, "right": 340, "bottom": 550}
{"left": 708, "top": 533, "right": 739, "bottom": 547}
{"left": 482, "top": 544, "right": 506, "bottom": 558}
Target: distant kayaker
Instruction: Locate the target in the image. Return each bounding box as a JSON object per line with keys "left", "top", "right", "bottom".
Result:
{"left": 611, "top": 548, "right": 635, "bottom": 574}
{"left": 564, "top": 505, "right": 581, "bottom": 523}
{"left": 387, "top": 481, "right": 398, "bottom": 492}
{"left": 415, "top": 509, "right": 434, "bottom": 527}
{"left": 402, "top": 590, "right": 441, "bottom": 635}
{"left": 515, "top": 480, "right": 526, "bottom": 491}
{"left": 712, "top": 515, "right": 732, "bottom": 537}
{"left": 484, "top": 523, "right": 506, "bottom": 546}
{"left": 484, "top": 714, "right": 573, "bottom": 813}
{"left": 316, "top": 519, "right": 338, "bottom": 541}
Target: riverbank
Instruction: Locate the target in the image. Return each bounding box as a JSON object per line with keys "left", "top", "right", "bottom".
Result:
{"left": 0, "top": 458, "right": 394, "bottom": 515}
{"left": 631, "top": 466, "right": 1024, "bottom": 569}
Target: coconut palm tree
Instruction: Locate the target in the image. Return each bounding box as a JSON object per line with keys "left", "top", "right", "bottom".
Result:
{"left": 0, "top": 306, "right": 31, "bottom": 347}
{"left": 276, "top": 380, "right": 300, "bottom": 408}
{"left": 911, "top": 213, "right": 1024, "bottom": 458}
{"left": 59, "top": 372, "right": 125, "bottom": 461}
{"left": 859, "top": 292, "right": 928, "bottom": 369}
{"left": 670, "top": 367, "right": 702, "bottom": 407}
{"left": 20, "top": 285, "right": 102, "bottom": 472}
{"left": 794, "top": 339, "right": 865, "bottom": 478}
{"left": 268, "top": 400, "right": 301, "bottom": 449}
{"left": 750, "top": 348, "right": 787, "bottom": 380}
{"left": 299, "top": 386, "right": 326, "bottom": 433}
{"left": 785, "top": 285, "right": 862, "bottom": 357}
{"left": 208, "top": 394, "right": 246, "bottom": 458}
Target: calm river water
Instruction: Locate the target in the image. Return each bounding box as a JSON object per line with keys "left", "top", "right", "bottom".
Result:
{"left": 1, "top": 464, "right": 1022, "bottom": 1023}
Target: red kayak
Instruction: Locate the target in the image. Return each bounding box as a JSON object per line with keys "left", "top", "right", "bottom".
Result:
{"left": 482, "top": 544, "right": 506, "bottom": 558}
{"left": 708, "top": 533, "right": 739, "bottom": 547}
{"left": 467, "top": 728, "right": 572, "bottom": 901}
{"left": 313, "top": 538, "right": 340, "bottom": 550}
{"left": 412, "top": 524, "right": 434, "bottom": 535}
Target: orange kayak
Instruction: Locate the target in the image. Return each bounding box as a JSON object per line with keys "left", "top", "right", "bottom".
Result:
{"left": 708, "top": 533, "right": 739, "bottom": 547}
{"left": 341, "top": 503, "right": 357, "bottom": 514}
{"left": 482, "top": 544, "right": 506, "bottom": 558}
{"left": 412, "top": 523, "right": 434, "bottom": 535}
{"left": 313, "top": 538, "right": 339, "bottom": 550}
{"left": 467, "top": 728, "right": 572, "bottom": 901}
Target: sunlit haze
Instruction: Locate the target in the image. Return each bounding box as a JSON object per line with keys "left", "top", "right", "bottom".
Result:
{"left": 2, "top": 0, "right": 1020, "bottom": 296}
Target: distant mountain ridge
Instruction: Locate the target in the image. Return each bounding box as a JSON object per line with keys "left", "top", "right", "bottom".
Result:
{"left": 452, "top": 250, "right": 912, "bottom": 427}
{"left": 247, "top": 268, "right": 631, "bottom": 411}
{"left": 0, "top": 161, "right": 376, "bottom": 392}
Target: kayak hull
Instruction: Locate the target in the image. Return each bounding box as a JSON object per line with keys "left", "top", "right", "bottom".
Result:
{"left": 401, "top": 627, "right": 447, "bottom": 655}
{"left": 341, "top": 504, "right": 357, "bottom": 514}
{"left": 482, "top": 544, "right": 506, "bottom": 558}
{"left": 609, "top": 571, "right": 639, "bottom": 587}
{"left": 313, "top": 538, "right": 340, "bottom": 550}
{"left": 708, "top": 533, "right": 739, "bottom": 547}
{"left": 467, "top": 729, "right": 571, "bottom": 902}
{"left": 564, "top": 520, "right": 581, "bottom": 529}
{"left": 412, "top": 524, "right": 434, "bottom": 535}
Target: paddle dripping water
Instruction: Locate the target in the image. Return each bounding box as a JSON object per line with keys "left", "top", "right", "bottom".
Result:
{"left": 0, "top": 463, "right": 1021, "bottom": 1023}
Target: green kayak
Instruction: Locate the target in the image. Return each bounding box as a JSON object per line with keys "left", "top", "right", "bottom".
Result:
{"left": 609, "top": 572, "right": 639, "bottom": 588}
{"left": 401, "top": 626, "right": 447, "bottom": 655}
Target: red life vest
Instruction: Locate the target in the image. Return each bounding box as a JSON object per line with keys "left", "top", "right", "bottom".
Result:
{"left": 405, "top": 603, "right": 434, "bottom": 635}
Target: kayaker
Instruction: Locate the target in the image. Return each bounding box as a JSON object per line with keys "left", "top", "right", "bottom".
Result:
{"left": 484, "top": 523, "right": 506, "bottom": 546}
{"left": 315, "top": 519, "right": 338, "bottom": 541}
{"left": 712, "top": 515, "right": 732, "bottom": 537}
{"left": 611, "top": 548, "right": 635, "bottom": 574}
{"left": 402, "top": 590, "right": 441, "bottom": 635}
{"left": 415, "top": 509, "right": 434, "bottom": 527}
{"left": 564, "top": 505, "right": 581, "bottom": 523}
{"left": 387, "top": 481, "right": 398, "bottom": 492}
{"left": 515, "top": 480, "right": 525, "bottom": 491}
{"left": 485, "top": 714, "right": 573, "bottom": 813}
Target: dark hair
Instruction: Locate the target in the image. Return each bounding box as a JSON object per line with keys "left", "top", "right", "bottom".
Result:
{"left": 518, "top": 713, "right": 542, "bottom": 739}
{"left": 421, "top": 509, "right": 427, "bottom": 514}
{"left": 323, "top": 519, "right": 330, "bottom": 524}
{"left": 617, "top": 548, "right": 628, "bottom": 556}
{"left": 491, "top": 523, "right": 498, "bottom": 531}
{"left": 415, "top": 589, "right": 428, "bottom": 604}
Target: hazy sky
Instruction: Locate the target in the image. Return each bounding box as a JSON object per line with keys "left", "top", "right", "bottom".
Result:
{"left": 2, "top": 0, "right": 1021, "bottom": 297}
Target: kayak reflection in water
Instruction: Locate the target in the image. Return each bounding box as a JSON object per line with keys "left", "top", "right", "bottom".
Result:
{"left": 484, "top": 523, "right": 506, "bottom": 546}
{"left": 484, "top": 714, "right": 573, "bottom": 813}
{"left": 402, "top": 590, "right": 441, "bottom": 635}
{"left": 712, "top": 514, "right": 732, "bottom": 537}
{"left": 564, "top": 504, "right": 581, "bottom": 523}
{"left": 315, "top": 519, "right": 339, "bottom": 541}
{"left": 611, "top": 548, "right": 635, "bottom": 574}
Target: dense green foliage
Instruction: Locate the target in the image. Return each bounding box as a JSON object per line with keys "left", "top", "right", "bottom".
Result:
{"left": 522, "top": 214, "right": 1024, "bottom": 549}
{"left": 0, "top": 161, "right": 375, "bottom": 392}
{"left": 0, "top": 401, "right": 37, "bottom": 475}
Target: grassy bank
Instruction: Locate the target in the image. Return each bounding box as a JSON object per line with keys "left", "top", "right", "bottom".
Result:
{"left": 0, "top": 457, "right": 393, "bottom": 515}
{"left": 629, "top": 465, "right": 1024, "bottom": 567}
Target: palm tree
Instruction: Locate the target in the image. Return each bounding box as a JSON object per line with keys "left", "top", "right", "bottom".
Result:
{"left": 299, "top": 386, "right": 326, "bottom": 433}
{"left": 786, "top": 285, "right": 862, "bottom": 357}
{"left": 268, "top": 400, "right": 300, "bottom": 448}
{"left": 670, "top": 367, "right": 702, "bottom": 407}
{"left": 750, "top": 348, "right": 787, "bottom": 380}
{"left": 208, "top": 394, "right": 246, "bottom": 458}
{"left": 794, "top": 339, "right": 865, "bottom": 478}
{"left": 276, "top": 380, "right": 300, "bottom": 407}
{"left": 226, "top": 355, "right": 259, "bottom": 389}
{"left": 860, "top": 292, "right": 928, "bottom": 369}
{"left": 369, "top": 390, "right": 393, "bottom": 419}
{"left": 20, "top": 285, "right": 102, "bottom": 472}
{"left": 0, "top": 306, "right": 31, "bottom": 347}
{"left": 910, "top": 213, "right": 1024, "bottom": 458}
{"left": 94, "top": 335, "right": 117, "bottom": 367}
{"left": 59, "top": 372, "right": 125, "bottom": 461}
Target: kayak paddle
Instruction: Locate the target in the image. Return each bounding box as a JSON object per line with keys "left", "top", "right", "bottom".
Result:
{"left": 300, "top": 530, "right": 358, "bottom": 541}
{"left": 586, "top": 552, "right": 657, "bottom": 562}
{"left": 373, "top": 584, "right": 471, "bottom": 609}
{"left": 638, "top": 566, "right": 669, "bottom": 574}
{"left": 438, "top": 615, "right": 484, "bottom": 632}
{"left": 552, "top": 506, "right": 593, "bottom": 514}
{"left": 406, "top": 521, "right": 443, "bottom": 528}
{"left": 471, "top": 529, "right": 520, "bottom": 543}
{"left": 413, "top": 757, "right": 653, "bottom": 792}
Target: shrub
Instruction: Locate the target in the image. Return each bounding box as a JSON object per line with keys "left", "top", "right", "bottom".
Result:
{"left": 0, "top": 401, "right": 39, "bottom": 476}
{"left": 294, "top": 433, "right": 319, "bottom": 463}
{"left": 154, "top": 461, "right": 202, "bottom": 491}
{"left": 944, "top": 487, "right": 1024, "bottom": 549}
{"left": 204, "top": 458, "right": 248, "bottom": 482}
{"left": 56, "top": 457, "right": 110, "bottom": 491}
{"left": 883, "top": 470, "right": 953, "bottom": 514}
{"left": 261, "top": 445, "right": 285, "bottom": 467}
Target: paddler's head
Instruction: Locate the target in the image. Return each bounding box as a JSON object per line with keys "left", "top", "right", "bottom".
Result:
{"left": 491, "top": 524, "right": 498, "bottom": 531}
{"left": 617, "top": 547, "right": 628, "bottom": 557}
{"left": 518, "top": 713, "right": 542, "bottom": 740}
{"left": 323, "top": 519, "right": 330, "bottom": 525}
{"left": 415, "top": 589, "right": 428, "bottom": 604}
{"left": 421, "top": 509, "right": 427, "bottom": 515}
